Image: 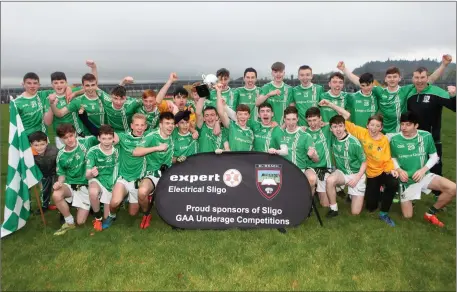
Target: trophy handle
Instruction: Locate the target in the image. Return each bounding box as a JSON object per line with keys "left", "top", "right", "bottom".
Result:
{"left": 201, "top": 74, "right": 206, "bottom": 80}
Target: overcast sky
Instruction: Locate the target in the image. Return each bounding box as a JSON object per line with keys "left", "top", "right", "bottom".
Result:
{"left": 1, "top": 2, "right": 456, "bottom": 86}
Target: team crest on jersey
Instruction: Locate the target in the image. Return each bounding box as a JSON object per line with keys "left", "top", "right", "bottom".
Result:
{"left": 423, "top": 95, "right": 430, "bottom": 103}
{"left": 407, "top": 143, "right": 415, "bottom": 150}
{"left": 31, "top": 101, "right": 37, "bottom": 108}
{"left": 255, "top": 164, "right": 282, "bottom": 200}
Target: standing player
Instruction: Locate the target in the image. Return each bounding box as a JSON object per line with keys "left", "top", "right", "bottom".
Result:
{"left": 337, "top": 54, "right": 452, "bottom": 136}
{"left": 345, "top": 73, "right": 378, "bottom": 127}
{"left": 325, "top": 115, "right": 367, "bottom": 217}
{"left": 131, "top": 112, "right": 175, "bottom": 229}
{"left": 290, "top": 65, "right": 324, "bottom": 126}
{"left": 271, "top": 106, "right": 318, "bottom": 194}
{"left": 208, "top": 68, "right": 238, "bottom": 111}
{"left": 235, "top": 67, "right": 261, "bottom": 122}
{"left": 85, "top": 125, "right": 119, "bottom": 231}
{"left": 256, "top": 62, "right": 293, "bottom": 125}
{"left": 216, "top": 84, "right": 254, "bottom": 151}
{"left": 52, "top": 124, "right": 99, "bottom": 235}
{"left": 390, "top": 111, "right": 456, "bottom": 227}
{"left": 319, "top": 72, "right": 349, "bottom": 123}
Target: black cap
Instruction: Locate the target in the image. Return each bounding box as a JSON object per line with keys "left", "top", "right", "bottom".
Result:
{"left": 174, "top": 110, "right": 191, "bottom": 124}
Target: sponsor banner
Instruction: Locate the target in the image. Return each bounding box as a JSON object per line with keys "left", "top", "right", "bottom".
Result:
{"left": 155, "top": 152, "right": 312, "bottom": 229}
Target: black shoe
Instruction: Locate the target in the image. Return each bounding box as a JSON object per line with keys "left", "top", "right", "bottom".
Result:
{"left": 326, "top": 209, "right": 339, "bottom": 218}
{"left": 33, "top": 208, "right": 48, "bottom": 215}
{"left": 277, "top": 228, "right": 287, "bottom": 233}
{"left": 337, "top": 190, "right": 346, "bottom": 199}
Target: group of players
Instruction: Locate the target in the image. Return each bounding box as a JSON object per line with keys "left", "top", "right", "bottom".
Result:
{"left": 16, "top": 55, "right": 456, "bottom": 235}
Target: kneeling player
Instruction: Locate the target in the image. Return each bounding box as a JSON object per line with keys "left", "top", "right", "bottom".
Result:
{"left": 132, "top": 112, "right": 175, "bottom": 229}
{"left": 325, "top": 115, "right": 367, "bottom": 217}
{"left": 391, "top": 112, "right": 456, "bottom": 227}
{"left": 52, "top": 124, "right": 99, "bottom": 235}
{"left": 85, "top": 125, "right": 119, "bottom": 231}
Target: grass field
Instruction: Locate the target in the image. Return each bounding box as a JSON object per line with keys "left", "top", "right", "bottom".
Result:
{"left": 1, "top": 104, "right": 455, "bottom": 291}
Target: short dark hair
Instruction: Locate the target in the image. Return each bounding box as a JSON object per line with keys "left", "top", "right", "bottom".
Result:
{"left": 271, "top": 62, "right": 285, "bottom": 72}
{"left": 367, "top": 114, "right": 384, "bottom": 126}
{"left": 284, "top": 106, "right": 298, "bottom": 117}
{"left": 28, "top": 131, "right": 48, "bottom": 144}
{"left": 298, "top": 65, "right": 312, "bottom": 72}
{"left": 414, "top": 67, "right": 428, "bottom": 74}
{"left": 258, "top": 102, "right": 273, "bottom": 113}
{"left": 56, "top": 123, "right": 76, "bottom": 138}
{"left": 81, "top": 73, "right": 97, "bottom": 84}
{"left": 203, "top": 106, "right": 218, "bottom": 115}
{"left": 359, "top": 73, "right": 374, "bottom": 85}
{"left": 305, "top": 107, "right": 321, "bottom": 118}
{"left": 400, "top": 111, "right": 419, "bottom": 125}
{"left": 159, "top": 111, "right": 175, "bottom": 123}
{"left": 111, "top": 85, "right": 127, "bottom": 97}
{"left": 329, "top": 115, "right": 345, "bottom": 126}
{"left": 328, "top": 72, "right": 344, "bottom": 82}
{"left": 23, "top": 72, "right": 39, "bottom": 83}
{"left": 236, "top": 104, "right": 250, "bottom": 114}
{"left": 244, "top": 67, "right": 257, "bottom": 78}
{"left": 385, "top": 67, "right": 401, "bottom": 76}
{"left": 99, "top": 124, "right": 115, "bottom": 137}
{"left": 216, "top": 68, "right": 230, "bottom": 78}
{"left": 51, "top": 72, "right": 67, "bottom": 82}
{"left": 173, "top": 86, "right": 189, "bottom": 98}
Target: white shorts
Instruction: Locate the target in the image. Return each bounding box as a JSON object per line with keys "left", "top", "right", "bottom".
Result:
{"left": 336, "top": 170, "right": 366, "bottom": 196}
{"left": 63, "top": 183, "right": 90, "bottom": 210}
{"left": 89, "top": 178, "right": 112, "bottom": 205}
{"left": 400, "top": 173, "right": 436, "bottom": 202}
{"left": 144, "top": 175, "right": 160, "bottom": 190}
{"left": 306, "top": 168, "right": 329, "bottom": 193}
{"left": 116, "top": 177, "right": 139, "bottom": 204}
{"left": 55, "top": 137, "right": 65, "bottom": 150}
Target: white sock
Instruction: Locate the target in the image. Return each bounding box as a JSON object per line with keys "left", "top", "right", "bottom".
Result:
{"left": 64, "top": 215, "right": 74, "bottom": 225}
{"left": 330, "top": 204, "right": 338, "bottom": 211}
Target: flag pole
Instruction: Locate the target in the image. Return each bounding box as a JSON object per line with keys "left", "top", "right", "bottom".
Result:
{"left": 32, "top": 186, "right": 46, "bottom": 226}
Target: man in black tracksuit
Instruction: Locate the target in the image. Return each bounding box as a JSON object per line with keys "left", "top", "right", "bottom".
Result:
{"left": 407, "top": 67, "right": 456, "bottom": 197}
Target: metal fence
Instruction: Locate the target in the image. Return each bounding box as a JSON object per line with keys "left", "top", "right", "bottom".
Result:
{"left": 1, "top": 78, "right": 453, "bottom": 104}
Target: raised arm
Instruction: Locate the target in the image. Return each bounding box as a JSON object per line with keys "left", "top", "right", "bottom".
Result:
{"left": 86, "top": 60, "right": 98, "bottom": 81}
{"left": 428, "top": 54, "right": 452, "bottom": 84}
{"left": 337, "top": 61, "right": 361, "bottom": 87}
{"left": 215, "top": 84, "right": 230, "bottom": 128}
{"left": 318, "top": 99, "right": 351, "bottom": 120}
{"left": 119, "top": 76, "right": 134, "bottom": 86}
{"left": 156, "top": 72, "right": 178, "bottom": 105}
{"left": 195, "top": 96, "right": 205, "bottom": 129}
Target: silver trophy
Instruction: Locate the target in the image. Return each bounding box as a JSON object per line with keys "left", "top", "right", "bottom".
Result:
{"left": 196, "top": 73, "right": 218, "bottom": 98}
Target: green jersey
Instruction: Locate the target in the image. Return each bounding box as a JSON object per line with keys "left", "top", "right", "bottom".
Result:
{"left": 67, "top": 92, "right": 105, "bottom": 134}
{"left": 261, "top": 82, "right": 293, "bottom": 125}
{"left": 53, "top": 95, "right": 86, "bottom": 134}
{"left": 136, "top": 106, "right": 160, "bottom": 130}
{"left": 197, "top": 123, "right": 228, "bottom": 153}
{"left": 390, "top": 130, "right": 437, "bottom": 187}
{"left": 85, "top": 145, "right": 119, "bottom": 191}
{"left": 100, "top": 92, "right": 142, "bottom": 133}
{"left": 305, "top": 125, "right": 333, "bottom": 168}
{"left": 140, "top": 129, "right": 174, "bottom": 177}
{"left": 331, "top": 134, "right": 365, "bottom": 175}
{"left": 14, "top": 90, "right": 53, "bottom": 136}
{"left": 372, "top": 85, "right": 415, "bottom": 134}
{"left": 227, "top": 120, "right": 254, "bottom": 151}
{"left": 291, "top": 84, "right": 324, "bottom": 126}
{"left": 208, "top": 88, "right": 238, "bottom": 111}
{"left": 172, "top": 129, "right": 198, "bottom": 158}
{"left": 117, "top": 132, "right": 147, "bottom": 182}
{"left": 235, "top": 87, "right": 260, "bottom": 122}
{"left": 56, "top": 136, "right": 99, "bottom": 185}
{"left": 281, "top": 128, "right": 315, "bottom": 170}
{"left": 319, "top": 91, "right": 348, "bottom": 123}
{"left": 345, "top": 91, "right": 378, "bottom": 127}
{"left": 249, "top": 121, "right": 283, "bottom": 152}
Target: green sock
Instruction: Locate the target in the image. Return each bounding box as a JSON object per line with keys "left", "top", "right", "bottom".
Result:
{"left": 427, "top": 206, "right": 439, "bottom": 215}
{"left": 379, "top": 211, "right": 388, "bottom": 217}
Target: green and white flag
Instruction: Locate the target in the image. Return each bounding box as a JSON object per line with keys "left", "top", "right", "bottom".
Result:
{"left": 1, "top": 100, "right": 43, "bottom": 238}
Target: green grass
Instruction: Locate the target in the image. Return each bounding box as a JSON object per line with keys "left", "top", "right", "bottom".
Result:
{"left": 1, "top": 104, "right": 455, "bottom": 291}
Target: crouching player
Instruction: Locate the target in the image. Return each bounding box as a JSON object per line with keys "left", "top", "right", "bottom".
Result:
{"left": 53, "top": 124, "right": 99, "bottom": 235}
{"left": 325, "top": 115, "right": 367, "bottom": 217}
{"left": 132, "top": 112, "right": 175, "bottom": 229}
{"left": 85, "top": 125, "right": 119, "bottom": 231}
{"left": 391, "top": 111, "right": 456, "bottom": 227}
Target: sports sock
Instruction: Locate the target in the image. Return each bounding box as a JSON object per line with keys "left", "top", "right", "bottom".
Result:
{"left": 93, "top": 210, "right": 102, "bottom": 220}
{"left": 330, "top": 204, "right": 338, "bottom": 211}
{"left": 64, "top": 215, "right": 75, "bottom": 225}
{"left": 426, "top": 206, "right": 439, "bottom": 216}
{"left": 379, "top": 211, "right": 388, "bottom": 217}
